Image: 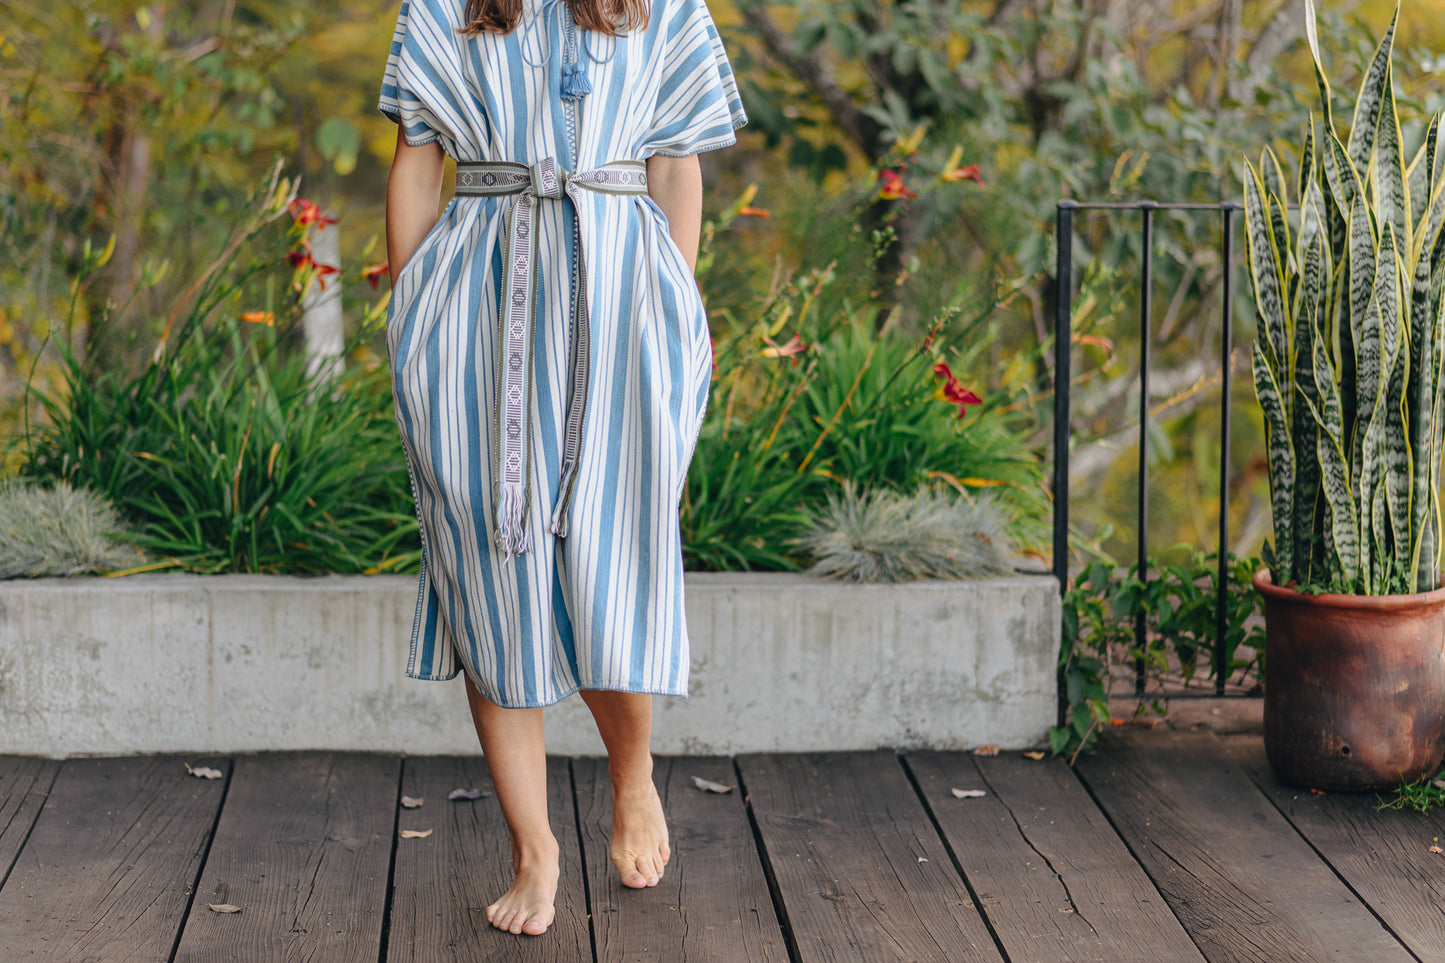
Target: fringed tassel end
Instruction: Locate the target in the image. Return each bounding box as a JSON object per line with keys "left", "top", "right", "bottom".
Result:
{"left": 550, "top": 504, "right": 570, "bottom": 539}
{"left": 550, "top": 467, "right": 578, "bottom": 538}
{"left": 494, "top": 490, "right": 532, "bottom": 562}
{"left": 560, "top": 63, "right": 592, "bottom": 101}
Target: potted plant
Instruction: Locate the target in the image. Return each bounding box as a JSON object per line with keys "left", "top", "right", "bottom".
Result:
{"left": 1247, "top": 0, "right": 1445, "bottom": 790}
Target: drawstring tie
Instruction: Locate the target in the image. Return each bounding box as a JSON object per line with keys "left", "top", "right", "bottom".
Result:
{"left": 519, "top": 0, "right": 618, "bottom": 102}
{"left": 453, "top": 157, "right": 650, "bottom": 559}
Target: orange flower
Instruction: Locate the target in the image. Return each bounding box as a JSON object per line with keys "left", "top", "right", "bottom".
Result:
{"left": 240, "top": 310, "right": 276, "bottom": 327}
{"left": 762, "top": 333, "right": 810, "bottom": 365}
{"left": 738, "top": 206, "right": 771, "bottom": 219}
{"left": 878, "top": 169, "right": 917, "bottom": 201}
{"left": 361, "top": 261, "right": 390, "bottom": 288}
{"left": 931, "top": 361, "right": 983, "bottom": 419}
{"left": 288, "top": 198, "right": 337, "bottom": 229}
{"left": 941, "top": 163, "right": 985, "bottom": 186}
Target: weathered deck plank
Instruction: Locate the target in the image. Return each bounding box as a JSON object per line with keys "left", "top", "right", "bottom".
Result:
{"left": 0, "top": 757, "right": 61, "bottom": 889}
{"left": 0, "top": 755, "right": 227, "bottom": 961}
{"left": 385, "top": 754, "right": 591, "bottom": 962}
{"left": 1229, "top": 736, "right": 1445, "bottom": 962}
{"left": 173, "top": 752, "right": 398, "bottom": 962}
{"left": 908, "top": 751, "right": 1205, "bottom": 963}
{"left": 575, "top": 755, "right": 788, "bottom": 963}
{"left": 1076, "top": 729, "right": 1413, "bottom": 963}
{"left": 738, "top": 750, "right": 1001, "bottom": 962}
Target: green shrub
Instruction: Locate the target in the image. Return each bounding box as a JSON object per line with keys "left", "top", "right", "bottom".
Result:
{"left": 18, "top": 165, "right": 419, "bottom": 575}
{"left": 0, "top": 480, "right": 146, "bottom": 577}
{"left": 796, "top": 483, "right": 1014, "bottom": 582}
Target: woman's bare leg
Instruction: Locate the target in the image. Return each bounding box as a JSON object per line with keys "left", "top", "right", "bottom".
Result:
{"left": 578, "top": 691, "right": 670, "bottom": 888}
{"left": 464, "top": 674, "right": 559, "bottom": 936}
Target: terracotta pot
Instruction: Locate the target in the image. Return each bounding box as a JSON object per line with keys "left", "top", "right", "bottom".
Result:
{"left": 1254, "top": 571, "right": 1445, "bottom": 791}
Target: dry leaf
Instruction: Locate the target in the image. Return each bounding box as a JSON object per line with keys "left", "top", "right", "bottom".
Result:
{"left": 951, "top": 788, "right": 987, "bottom": 799}
{"left": 1431, "top": 845, "right": 1443, "bottom": 855}
{"left": 187, "top": 765, "right": 224, "bottom": 780}
{"left": 1022, "top": 751, "right": 1046, "bottom": 760}
{"left": 448, "top": 788, "right": 489, "bottom": 801}
{"left": 400, "top": 796, "right": 424, "bottom": 809}
{"left": 400, "top": 828, "right": 433, "bottom": 839}
{"left": 917, "top": 856, "right": 928, "bottom": 863}
{"left": 973, "top": 745, "right": 1000, "bottom": 757}
{"left": 1433, "top": 779, "right": 1445, "bottom": 790}
{"left": 1133, "top": 718, "right": 1160, "bottom": 729}
{"left": 691, "top": 775, "right": 734, "bottom": 794}
{"left": 207, "top": 903, "right": 242, "bottom": 914}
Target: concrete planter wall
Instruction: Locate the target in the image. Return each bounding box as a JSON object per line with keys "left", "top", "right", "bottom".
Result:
{"left": 0, "top": 572, "right": 1059, "bottom": 757}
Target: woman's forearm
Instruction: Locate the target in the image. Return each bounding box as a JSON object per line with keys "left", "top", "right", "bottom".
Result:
{"left": 646, "top": 154, "right": 703, "bottom": 273}
{"left": 386, "top": 129, "right": 447, "bottom": 285}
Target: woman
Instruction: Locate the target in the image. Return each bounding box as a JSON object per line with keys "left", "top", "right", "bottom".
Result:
{"left": 379, "top": 0, "right": 746, "bottom": 938}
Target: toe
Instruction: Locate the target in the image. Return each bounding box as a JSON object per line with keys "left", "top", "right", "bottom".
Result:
{"left": 522, "top": 913, "right": 551, "bottom": 936}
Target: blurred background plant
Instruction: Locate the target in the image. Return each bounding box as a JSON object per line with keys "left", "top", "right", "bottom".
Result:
{"left": 0, "top": 480, "right": 147, "bottom": 578}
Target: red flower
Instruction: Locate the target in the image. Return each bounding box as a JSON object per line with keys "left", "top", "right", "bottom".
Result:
{"left": 762, "top": 333, "right": 810, "bottom": 365}
{"left": 877, "top": 169, "right": 917, "bottom": 201}
{"left": 738, "top": 206, "right": 771, "bottom": 219}
{"left": 288, "top": 198, "right": 337, "bottom": 229}
{"left": 361, "top": 261, "right": 390, "bottom": 288}
{"left": 932, "top": 361, "right": 983, "bottom": 419}
{"left": 288, "top": 247, "right": 341, "bottom": 291}
{"left": 239, "top": 310, "right": 276, "bottom": 327}
{"left": 941, "top": 163, "right": 985, "bottom": 186}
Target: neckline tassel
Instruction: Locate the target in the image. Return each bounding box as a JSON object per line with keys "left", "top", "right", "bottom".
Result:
{"left": 561, "top": 63, "right": 592, "bottom": 101}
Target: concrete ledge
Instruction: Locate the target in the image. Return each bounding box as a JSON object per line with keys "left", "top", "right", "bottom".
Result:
{"left": 0, "top": 572, "right": 1059, "bottom": 757}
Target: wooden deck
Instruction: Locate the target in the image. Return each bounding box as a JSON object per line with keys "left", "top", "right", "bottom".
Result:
{"left": 3, "top": 728, "right": 1445, "bottom": 961}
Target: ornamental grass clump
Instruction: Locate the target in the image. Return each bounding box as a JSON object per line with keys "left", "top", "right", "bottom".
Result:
{"left": 1247, "top": 0, "right": 1445, "bottom": 595}
{"left": 797, "top": 483, "right": 1014, "bottom": 582}
{"left": 0, "top": 480, "right": 146, "bottom": 577}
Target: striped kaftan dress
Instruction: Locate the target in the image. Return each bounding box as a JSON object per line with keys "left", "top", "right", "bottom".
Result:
{"left": 378, "top": 0, "right": 746, "bottom": 708}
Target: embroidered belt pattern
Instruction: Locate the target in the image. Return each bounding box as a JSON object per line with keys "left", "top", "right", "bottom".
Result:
{"left": 454, "top": 157, "right": 650, "bottom": 560}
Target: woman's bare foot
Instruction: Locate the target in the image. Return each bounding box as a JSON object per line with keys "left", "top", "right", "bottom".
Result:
{"left": 486, "top": 841, "right": 560, "bottom": 936}
{"left": 610, "top": 776, "right": 670, "bottom": 888}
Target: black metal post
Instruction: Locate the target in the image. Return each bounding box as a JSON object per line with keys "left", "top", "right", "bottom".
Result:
{"left": 1215, "top": 205, "right": 1237, "bottom": 694}
{"left": 1055, "top": 201, "right": 1076, "bottom": 728}
{"left": 1135, "top": 202, "right": 1156, "bottom": 698}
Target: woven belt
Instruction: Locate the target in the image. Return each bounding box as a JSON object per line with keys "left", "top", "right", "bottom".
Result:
{"left": 454, "top": 157, "right": 650, "bottom": 559}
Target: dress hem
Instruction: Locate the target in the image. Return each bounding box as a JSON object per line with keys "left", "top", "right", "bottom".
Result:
{"left": 405, "top": 670, "right": 689, "bottom": 709}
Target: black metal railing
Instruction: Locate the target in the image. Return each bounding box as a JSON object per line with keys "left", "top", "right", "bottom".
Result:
{"left": 1053, "top": 200, "right": 1242, "bottom": 720}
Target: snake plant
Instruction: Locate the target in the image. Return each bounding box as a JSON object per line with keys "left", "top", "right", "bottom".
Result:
{"left": 1248, "top": 0, "right": 1445, "bottom": 595}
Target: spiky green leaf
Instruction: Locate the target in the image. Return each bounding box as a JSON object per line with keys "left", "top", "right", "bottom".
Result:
{"left": 1346, "top": 3, "right": 1399, "bottom": 179}
{"left": 1373, "top": 61, "right": 1411, "bottom": 257}
{"left": 1246, "top": 162, "right": 1289, "bottom": 374}
{"left": 1254, "top": 342, "right": 1296, "bottom": 584}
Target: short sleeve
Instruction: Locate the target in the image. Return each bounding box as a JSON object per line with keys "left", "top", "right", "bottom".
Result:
{"left": 646, "top": 0, "right": 749, "bottom": 158}
{"left": 377, "top": 0, "right": 445, "bottom": 148}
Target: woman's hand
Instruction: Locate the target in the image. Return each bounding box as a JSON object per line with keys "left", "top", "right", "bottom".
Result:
{"left": 645, "top": 154, "right": 703, "bottom": 274}
{"left": 386, "top": 127, "right": 447, "bottom": 285}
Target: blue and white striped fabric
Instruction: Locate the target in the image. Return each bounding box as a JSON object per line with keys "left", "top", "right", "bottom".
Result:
{"left": 378, "top": 0, "right": 746, "bottom": 707}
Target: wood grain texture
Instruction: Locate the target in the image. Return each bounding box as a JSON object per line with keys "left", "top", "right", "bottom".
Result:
{"left": 385, "top": 754, "right": 591, "bottom": 962}
{"left": 0, "top": 757, "right": 61, "bottom": 890}
{"left": 173, "top": 752, "right": 398, "bottom": 962}
{"left": 1228, "top": 735, "right": 1445, "bottom": 962}
{"left": 907, "top": 751, "right": 1205, "bottom": 963}
{"left": 0, "top": 755, "right": 227, "bottom": 961}
{"left": 1076, "top": 729, "right": 1413, "bottom": 963}
{"left": 737, "top": 751, "right": 1002, "bottom": 962}
{"left": 575, "top": 755, "right": 788, "bottom": 963}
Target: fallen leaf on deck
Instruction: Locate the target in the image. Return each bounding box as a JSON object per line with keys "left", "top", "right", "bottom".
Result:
{"left": 917, "top": 856, "right": 928, "bottom": 862}
{"left": 1022, "top": 751, "right": 1046, "bottom": 760}
{"left": 1431, "top": 845, "right": 1443, "bottom": 854}
{"left": 973, "top": 745, "right": 1000, "bottom": 756}
{"left": 951, "top": 788, "right": 987, "bottom": 798}
{"left": 691, "top": 775, "right": 734, "bottom": 794}
{"left": 1310, "top": 788, "right": 1326, "bottom": 796}
{"left": 448, "top": 788, "right": 489, "bottom": 801}
{"left": 1133, "top": 718, "right": 1159, "bottom": 729}
{"left": 187, "top": 765, "right": 224, "bottom": 780}
{"left": 400, "top": 828, "right": 433, "bottom": 839}
{"left": 400, "top": 796, "right": 423, "bottom": 809}
{"left": 207, "top": 903, "right": 242, "bottom": 914}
